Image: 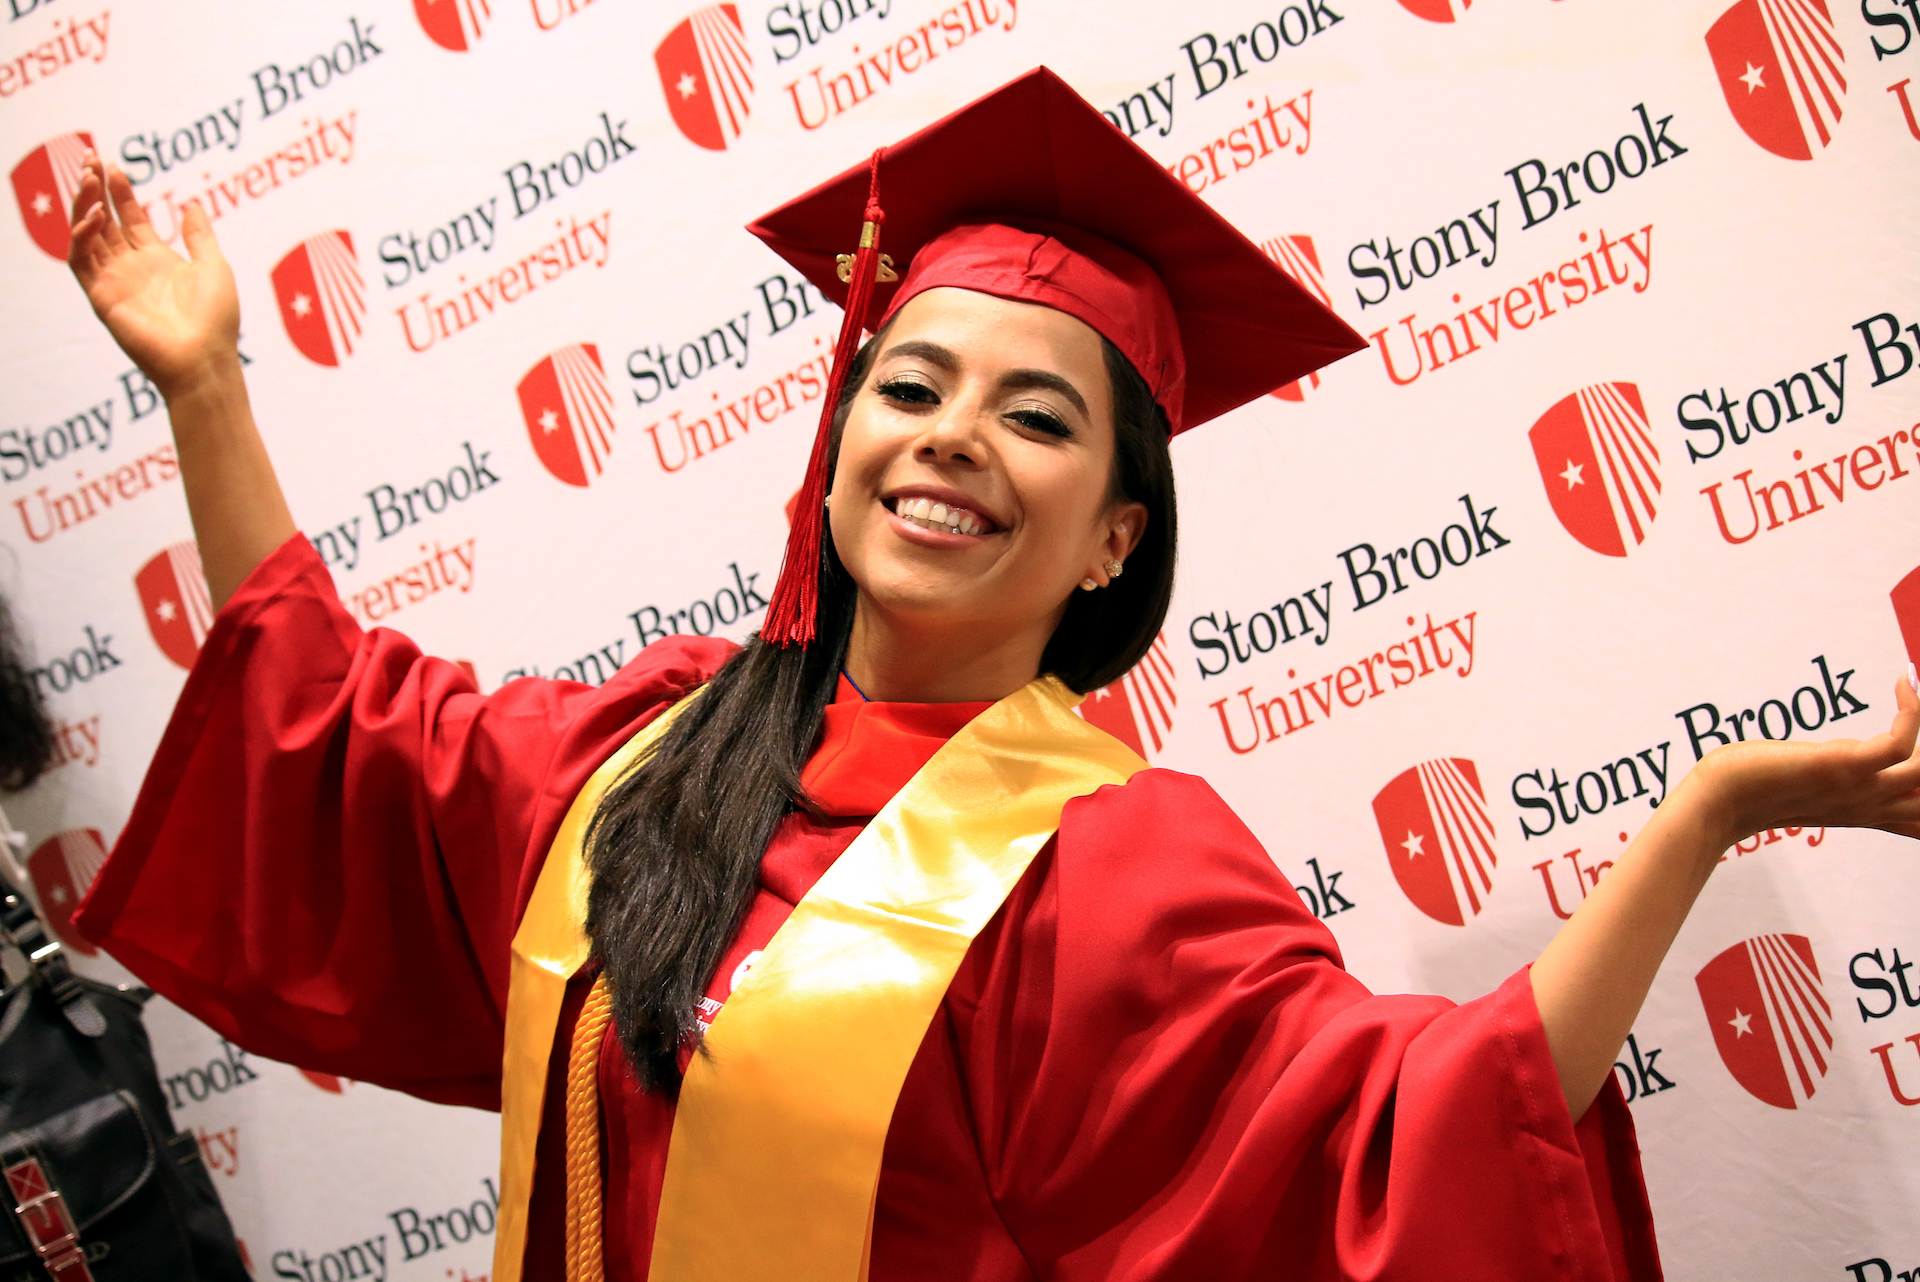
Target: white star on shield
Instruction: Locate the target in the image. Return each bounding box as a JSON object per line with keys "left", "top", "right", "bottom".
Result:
{"left": 1728, "top": 1008, "right": 1754, "bottom": 1037}
{"left": 1560, "top": 460, "right": 1585, "bottom": 489}
{"left": 31, "top": 191, "right": 52, "bottom": 217}
{"left": 290, "top": 293, "right": 312, "bottom": 317}
{"left": 677, "top": 72, "right": 698, "bottom": 99}
{"left": 1401, "top": 829, "right": 1426, "bottom": 858}
{"left": 539, "top": 408, "right": 560, "bottom": 433}
{"left": 1740, "top": 62, "right": 1766, "bottom": 93}
{"left": 155, "top": 598, "right": 177, "bottom": 622}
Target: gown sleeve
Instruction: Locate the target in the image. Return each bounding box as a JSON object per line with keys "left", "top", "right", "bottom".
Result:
{"left": 75, "top": 535, "right": 733, "bottom": 1110}
{"left": 950, "top": 767, "right": 1661, "bottom": 1281}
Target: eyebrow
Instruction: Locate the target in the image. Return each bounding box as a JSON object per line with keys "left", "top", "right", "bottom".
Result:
{"left": 880, "top": 339, "right": 960, "bottom": 372}
{"left": 1000, "top": 368, "right": 1088, "bottom": 418}
{"left": 879, "top": 340, "right": 1090, "bottom": 418}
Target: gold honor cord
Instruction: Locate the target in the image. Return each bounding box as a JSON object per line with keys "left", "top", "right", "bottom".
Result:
{"left": 495, "top": 696, "right": 700, "bottom": 1282}
{"left": 649, "top": 676, "right": 1145, "bottom": 1282}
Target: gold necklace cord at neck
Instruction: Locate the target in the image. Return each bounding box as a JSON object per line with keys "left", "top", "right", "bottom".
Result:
{"left": 564, "top": 975, "right": 614, "bottom": 1282}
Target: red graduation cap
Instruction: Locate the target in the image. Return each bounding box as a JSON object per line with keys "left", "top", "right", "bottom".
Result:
{"left": 748, "top": 65, "right": 1365, "bottom": 647}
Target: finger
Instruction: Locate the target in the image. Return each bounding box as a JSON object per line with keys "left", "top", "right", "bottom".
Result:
{"left": 1875, "top": 672, "right": 1920, "bottom": 767}
{"left": 65, "top": 202, "right": 106, "bottom": 278}
{"left": 179, "top": 201, "right": 220, "bottom": 264}
{"left": 1874, "top": 742, "right": 1920, "bottom": 799}
{"left": 106, "top": 165, "right": 160, "bottom": 249}
{"left": 93, "top": 191, "right": 128, "bottom": 255}
{"left": 1846, "top": 674, "right": 1920, "bottom": 774}
{"left": 67, "top": 161, "right": 101, "bottom": 226}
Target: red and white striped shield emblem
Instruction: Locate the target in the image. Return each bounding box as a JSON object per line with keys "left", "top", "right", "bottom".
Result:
{"left": 1697, "top": 933, "right": 1831, "bottom": 1109}
{"left": 1706, "top": 0, "right": 1845, "bottom": 161}
{"left": 135, "top": 541, "right": 215, "bottom": 670}
{"left": 270, "top": 231, "right": 365, "bottom": 367}
{"left": 517, "top": 344, "right": 617, "bottom": 487}
{"left": 10, "top": 131, "right": 94, "bottom": 261}
{"left": 414, "top": 0, "right": 491, "bottom": 51}
{"left": 1397, "top": 0, "right": 1472, "bottom": 21}
{"left": 656, "top": 5, "right": 754, "bottom": 151}
{"left": 1371, "top": 758, "right": 1498, "bottom": 927}
{"left": 1893, "top": 565, "right": 1920, "bottom": 667}
{"left": 1078, "top": 633, "right": 1178, "bottom": 758}
{"left": 1529, "top": 382, "right": 1660, "bottom": 558}
{"left": 27, "top": 828, "right": 107, "bottom": 956}
{"left": 1261, "top": 236, "right": 1333, "bottom": 403}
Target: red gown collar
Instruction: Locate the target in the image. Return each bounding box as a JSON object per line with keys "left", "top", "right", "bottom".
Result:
{"left": 798, "top": 675, "right": 991, "bottom": 818}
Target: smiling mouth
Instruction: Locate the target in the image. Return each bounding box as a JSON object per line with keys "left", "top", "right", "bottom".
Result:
{"left": 887, "top": 495, "right": 992, "bottom": 536}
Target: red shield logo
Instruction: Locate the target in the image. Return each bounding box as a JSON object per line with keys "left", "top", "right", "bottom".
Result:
{"left": 11, "top": 131, "right": 94, "bottom": 261}
{"left": 1260, "top": 236, "right": 1334, "bottom": 402}
{"left": 270, "top": 231, "right": 365, "bottom": 367}
{"left": 1892, "top": 565, "right": 1920, "bottom": 667}
{"left": 656, "top": 5, "right": 754, "bottom": 151}
{"left": 27, "top": 828, "right": 107, "bottom": 956}
{"left": 517, "top": 344, "right": 617, "bottom": 487}
{"left": 1371, "top": 758, "right": 1497, "bottom": 926}
{"left": 135, "top": 541, "right": 215, "bottom": 669}
{"left": 1078, "top": 633, "right": 1178, "bottom": 758}
{"left": 1529, "top": 382, "right": 1660, "bottom": 558}
{"left": 1397, "top": 0, "right": 1472, "bottom": 21}
{"left": 414, "top": 0, "right": 491, "bottom": 51}
{"left": 1696, "top": 933, "right": 1832, "bottom": 1108}
{"left": 1706, "top": 0, "right": 1845, "bottom": 161}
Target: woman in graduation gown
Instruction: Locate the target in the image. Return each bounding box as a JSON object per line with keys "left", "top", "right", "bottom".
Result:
{"left": 65, "top": 69, "right": 1920, "bottom": 1282}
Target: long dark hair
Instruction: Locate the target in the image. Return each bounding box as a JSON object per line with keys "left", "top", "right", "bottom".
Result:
{"left": 0, "top": 594, "right": 55, "bottom": 792}
{"left": 584, "top": 331, "right": 1176, "bottom": 1092}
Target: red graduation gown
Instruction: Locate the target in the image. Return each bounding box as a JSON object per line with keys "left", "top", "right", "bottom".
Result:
{"left": 78, "top": 536, "right": 1663, "bottom": 1281}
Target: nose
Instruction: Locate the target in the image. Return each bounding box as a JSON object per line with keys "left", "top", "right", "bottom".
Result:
{"left": 912, "top": 397, "right": 988, "bottom": 470}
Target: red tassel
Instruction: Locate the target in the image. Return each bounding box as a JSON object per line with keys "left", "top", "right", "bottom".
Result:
{"left": 762, "top": 151, "right": 887, "bottom": 648}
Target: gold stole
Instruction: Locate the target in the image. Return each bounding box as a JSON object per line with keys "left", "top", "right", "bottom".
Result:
{"left": 492, "top": 675, "right": 1145, "bottom": 1282}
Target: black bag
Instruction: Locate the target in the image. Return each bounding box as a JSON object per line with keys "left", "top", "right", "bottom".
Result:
{"left": 0, "top": 873, "right": 249, "bottom": 1282}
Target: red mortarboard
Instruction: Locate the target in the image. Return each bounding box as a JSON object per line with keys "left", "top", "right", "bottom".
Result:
{"left": 748, "top": 65, "right": 1365, "bottom": 646}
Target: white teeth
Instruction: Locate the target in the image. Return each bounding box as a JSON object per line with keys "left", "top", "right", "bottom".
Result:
{"left": 893, "top": 496, "right": 986, "bottom": 536}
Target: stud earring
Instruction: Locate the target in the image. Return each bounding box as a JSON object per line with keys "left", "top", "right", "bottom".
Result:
{"left": 1079, "top": 577, "right": 1098, "bottom": 591}
{"left": 1104, "top": 559, "right": 1124, "bottom": 579}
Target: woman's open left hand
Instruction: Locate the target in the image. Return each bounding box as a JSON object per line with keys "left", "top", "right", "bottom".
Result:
{"left": 1690, "top": 670, "right": 1920, "bottom": 848}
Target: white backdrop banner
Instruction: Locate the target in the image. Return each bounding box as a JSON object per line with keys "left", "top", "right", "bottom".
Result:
{"left": 4, "top": 0, "right": 1918, "bottom": 1278}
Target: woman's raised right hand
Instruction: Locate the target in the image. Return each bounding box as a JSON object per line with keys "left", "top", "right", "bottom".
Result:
{"left": 65, "top": 150, "right": 295, "bottom": 610}
{"left": 67, "top": 152, "right": 240, "bottom": 401}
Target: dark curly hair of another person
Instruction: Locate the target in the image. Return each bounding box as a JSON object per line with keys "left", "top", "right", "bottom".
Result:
{"left": 0, "top": 594, "right": 54, "bottom": 791}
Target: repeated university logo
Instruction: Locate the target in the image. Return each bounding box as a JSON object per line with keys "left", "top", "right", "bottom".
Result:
{"left": 135, "top": 541, "right": 215, "bottom": 670}
{"left": 1892, "top": 565, "right": 1920, "bottom": 666}
{"left": 517, "top": 344, "right": 618, "bottom": 487}
{"left": 271, "top": 232, "right": 365, "bottom": 367}
{"left": 1706, "top": 0, "right": 1846, "bottom": 160}
{"left": 1696, "top": 933, "right": 1832, "bottom": 1109}
{"left": 1370, "top": 758, "right": 1498, "bottom": 927}
{"left": 414, "top": 0, "right": 491, "bottom": 52}
{"left": 26, "top": 829, "right": 107, "bottom": 956}
{"left": 1260, "top": 237, "right": 1333, "bottom": 403}
{"left": 10, "top": 132, "right": 94, "bottom": 261}
{"left": 1528, "top": 381, "right": 1661, "bottom": 558}
{"left": 656, "top": 5, "right": 755, "bottom": 151}
{"left": 1079, "top": 633, "right": 1178, "bottom": 758}
{"left": 1396, "top": 0, "right": 1473, "bottom": 22}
